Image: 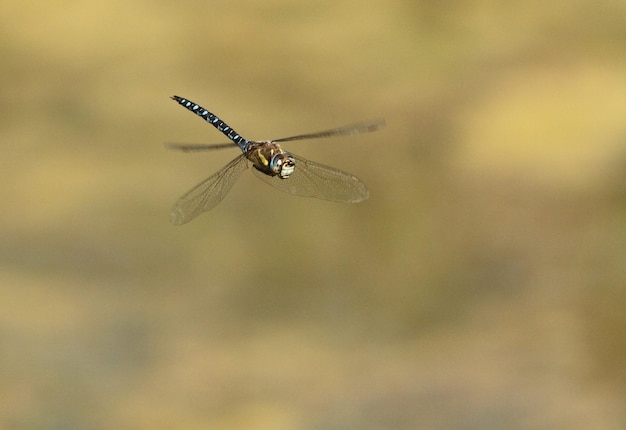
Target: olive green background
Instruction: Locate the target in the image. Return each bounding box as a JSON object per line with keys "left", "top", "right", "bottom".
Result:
{"left": 1, "top": 1, "right": 625, "bottom": 429}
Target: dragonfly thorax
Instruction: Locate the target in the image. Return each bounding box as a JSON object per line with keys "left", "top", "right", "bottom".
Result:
{"left": 247, "top": 142, "right": 295, "bottom": 179}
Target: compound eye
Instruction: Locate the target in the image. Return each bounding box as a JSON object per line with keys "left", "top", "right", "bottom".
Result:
{"left": 270, "top": 154, "right": 295, "bottom": 178}
{"left": 269, "top": 155, "right": 282, "bottom": 173}
{"left": 279, "top": 157, "right": 295, "bottom": 178}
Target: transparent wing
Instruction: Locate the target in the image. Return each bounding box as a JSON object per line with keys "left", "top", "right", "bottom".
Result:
{"left": 165, "top": 142, "right": 238, "bottom": 152}
{"left": 272, "top": 119, "right": 385, "bottom": 143}
{"left": 251, "top": 153, "right": 369, "bottom": 203}
{"left": 170, "top": 154, "right": 248, "bottom": 225}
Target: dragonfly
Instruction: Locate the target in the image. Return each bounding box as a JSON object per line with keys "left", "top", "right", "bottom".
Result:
{"left": 167, "top": 95, "right": 385, "bottom": 225}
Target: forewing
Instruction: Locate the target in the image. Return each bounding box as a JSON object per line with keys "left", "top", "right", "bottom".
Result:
{"left": 251, "top": 153, "right": 369, "bottom": 203}
{"left": 170, "top": 154, "right": 248, "bottom": 225}
{"left": 165, "top": 142, "right": 237, "bottom": 152}
{"left": 272, "top": 119, "right": 385, "bottom": 143}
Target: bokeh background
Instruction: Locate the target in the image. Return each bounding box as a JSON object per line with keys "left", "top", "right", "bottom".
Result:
{"left": 1, "top": 0, "right": 625, "bottom": 429}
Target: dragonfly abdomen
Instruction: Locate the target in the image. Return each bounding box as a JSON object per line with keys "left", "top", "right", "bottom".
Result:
{"left": 171, "top": 95, "right": 248, "bottom": 150}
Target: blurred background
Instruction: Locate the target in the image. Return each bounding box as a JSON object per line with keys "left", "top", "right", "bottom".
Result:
{"left": 1, "top": 0, "right": 625, "bottom": 429}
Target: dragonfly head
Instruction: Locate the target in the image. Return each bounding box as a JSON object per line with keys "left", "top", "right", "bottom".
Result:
{"left": 270, "top": 153, "right": 296, "bottom": 179}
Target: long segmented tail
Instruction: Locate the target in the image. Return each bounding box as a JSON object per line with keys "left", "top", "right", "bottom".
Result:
{"left": 171, "top": 96, "right": 248, "bottom": 150}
